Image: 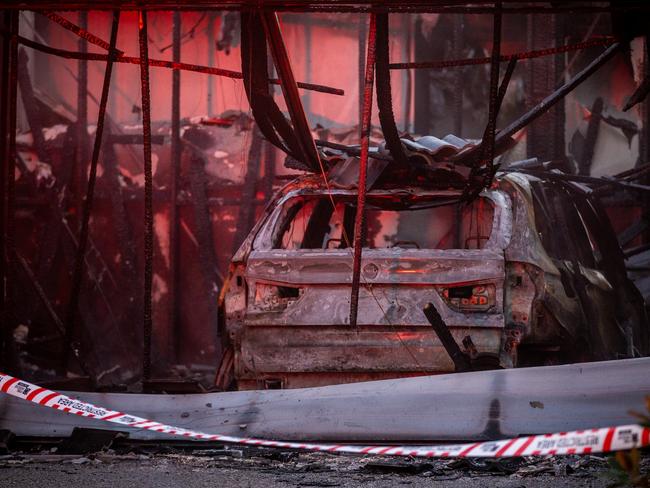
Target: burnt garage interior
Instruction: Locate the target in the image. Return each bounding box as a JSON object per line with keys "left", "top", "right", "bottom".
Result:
{"left": 0, "top": 0, "right": 649, "bottom": 398}
{"left": 1, "top": 3, "right": 650, "bottom": 485}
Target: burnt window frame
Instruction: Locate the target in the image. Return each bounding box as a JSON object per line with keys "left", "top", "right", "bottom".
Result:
{"left": 261, "top": 191, "right": 503, "bottom": 252}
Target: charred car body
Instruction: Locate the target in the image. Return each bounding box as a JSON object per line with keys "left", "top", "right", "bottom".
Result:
{"left": 217, "top": 153, "right": 648, "bottom": 390}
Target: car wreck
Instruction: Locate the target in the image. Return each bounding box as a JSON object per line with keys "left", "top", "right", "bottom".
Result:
{"left": 217, "top": 143, "right": 649, "bottom": 390}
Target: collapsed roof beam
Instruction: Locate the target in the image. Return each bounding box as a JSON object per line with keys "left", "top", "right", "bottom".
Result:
{"left": 8, "top": 33, "right": 344, "bottom": 96}
{"left": 375, "top": 12, "right": 408, "bottom": 168}
{"left": 453, "top": 41, "right": 622, "bottom": 165}
{"left": 262, "top": 11, "right": 322, "bottom": 172}
{"left": 63, "top": 11, "right": 120, "bottom": 378}
{"left": 3, "top": 3, "right": 650, "bottom": 15}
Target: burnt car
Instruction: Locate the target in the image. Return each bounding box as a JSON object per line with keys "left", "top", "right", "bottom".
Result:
{"left": 216, "top": 170, "right": 648, "bottom": 390}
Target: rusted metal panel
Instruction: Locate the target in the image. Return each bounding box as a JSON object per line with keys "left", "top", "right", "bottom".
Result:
{"left": 236, "top": 326, "right": 502, "bottom": 385}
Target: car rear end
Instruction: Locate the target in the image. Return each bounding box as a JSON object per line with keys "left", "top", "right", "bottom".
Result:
{"left": 222, "top": 185, "right": 512, "bottom": 390}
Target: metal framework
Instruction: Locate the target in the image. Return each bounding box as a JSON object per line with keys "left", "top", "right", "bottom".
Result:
{"left": 2, "top": 2, "right": 650, "bottom": 14}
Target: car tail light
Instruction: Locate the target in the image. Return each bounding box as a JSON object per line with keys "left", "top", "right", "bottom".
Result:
{"left": 438, "top": 284, "right": 495, "bottom": 312}
{"left": 252, "top": 283, "right": 302, "bottom": 311}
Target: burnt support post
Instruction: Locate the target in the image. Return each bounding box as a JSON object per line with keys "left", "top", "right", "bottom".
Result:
{"left": 0, "top": 12, "right": 12, "bottom": 348}
{"left": 452, "top": 14, "right": 464, "bottom": 137}
{"left": 358, "top": 14, "right": 366, "bottom": 136}
{"left": 525, "top": 13, "right": 566, "bottom": 161}
{"left": 170, "top": 11, "right": 181, "bottom": 362}
{"left": 206, "top": 12, "right": 215, "bottom": 117}
{"left": 483, "top": 1, "right": 502, "bottom": 177}
{"left": 1, "top": 11, "right": 19, "bottom": 373}
{"left": 637, "top": 38, "right": 650, "bottom": 253}
{"left": 262, "top": 11, "right": 321, "bottom": 172}
{"left": 63, "top": 11, "right": 120, "bottom": 376}
{"left": 640, "top": 38, "right": 650, "bottom": 166}
{"left": 349, "top": 13, "right": 376, "bottom": 328}
{"left": 413, "top": 16, "right": 430, "bottom": 135}
{"left": 138, "top": 10, "right": 154, "bottom": 382}
{"left": 76, "top": 11, "right": 89, "bottom": 222}
{"left": 376, "top": 12, "right": 408, "bottom": 167}
{"left": 403, "top": 16, "right": 412, "bottom": 133}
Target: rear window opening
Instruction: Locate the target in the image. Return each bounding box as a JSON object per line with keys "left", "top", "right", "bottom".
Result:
{"left": 271, "top": 194, "right": 495, "bottom": 250}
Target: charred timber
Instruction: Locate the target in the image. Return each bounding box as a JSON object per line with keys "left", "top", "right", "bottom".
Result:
{"left": 7, "top": 34, "right": 344, "bottom": 96}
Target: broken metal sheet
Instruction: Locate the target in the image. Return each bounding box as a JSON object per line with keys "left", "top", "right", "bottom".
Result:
{"left": 400, "top": 134, "right": 471, "bottom": 161}
{"left": 328, "top": 157, "right": 390, "bottom": 190}
{"left": 0, "top": 358, "right": 648, "bottom": 442}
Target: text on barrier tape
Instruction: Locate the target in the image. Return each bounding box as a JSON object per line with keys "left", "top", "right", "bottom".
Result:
{"left": 1, "top": 373, "right": 649, "bottom": 458}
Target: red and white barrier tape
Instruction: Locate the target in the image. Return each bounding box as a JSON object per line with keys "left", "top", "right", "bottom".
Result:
{"left": 1, "top": 373, "right": 648, "bottom": 458}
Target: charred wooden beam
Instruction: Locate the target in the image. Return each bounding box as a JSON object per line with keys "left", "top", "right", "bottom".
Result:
{"left": 0, "top": 11, "right": 19, "bottom": 373}
{"left": 452, "top": 14, "right": 464, "bottom": 136}
{"left": 413, "top": 16, "right": 430, "bottom": 135}
{"left": 375, "top": 12, "right": 407, "bottom": 167}
{"left": 39, "top": 11, "right": 123, "bottom": 55}
{"left": 0, "top": 12, "right": 11, "bottom": 349}
{"left": 63, "top": 11, "right": 120, "bottom": 377}
{"left": 138, "top": 10, "right": 154, "bottom": 383}
{"left": 5, "top": 11, "right": 18, "bottom": 374}
{"left": 1, "top": 2, "right": 650, "bottom": 15}
{"left": 357, "top": 14, "right": 366, "bottom": 137}
{"left": 10, "top": 34, "right": 344, "bottom": 96}
{"left": 170, "top": 11, "right": 181, "bottom": 362}
{"left": 76, "top": 11, "right": 89, "bottom": 225}
{"left": 482, "top": 1, "right": 502, "bottom": 178}
{"left": 454, "top": 42, "right": 622, "bottom": 165}
{"left": 390, "top": 37, "right": 614, "bottom": 71}
{"left": 262, "top": 11, "right": 321, "bottom": 172}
